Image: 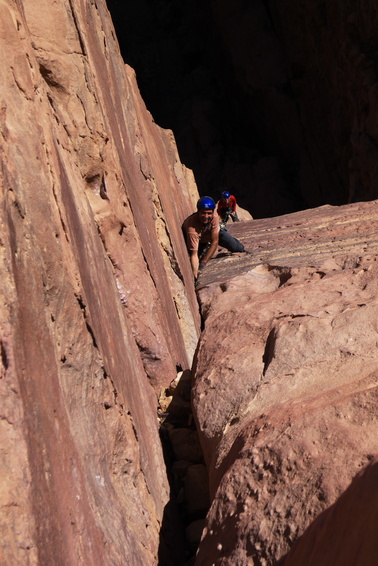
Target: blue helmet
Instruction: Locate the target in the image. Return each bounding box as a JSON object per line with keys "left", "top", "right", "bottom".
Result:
{"left": 222, "top": 191, "right": 231, "bottom": 199}
{"left": 197, "top": 196, "right": 216, "bottom": 211}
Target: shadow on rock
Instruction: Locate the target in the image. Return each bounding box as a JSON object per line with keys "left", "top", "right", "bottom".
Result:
{"left": 158, "top": 370, "right": 210, "bottom": 566}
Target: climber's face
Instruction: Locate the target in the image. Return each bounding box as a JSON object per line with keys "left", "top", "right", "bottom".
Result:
{"left": 198, "top": 209, "right": 213, "bottom": 225}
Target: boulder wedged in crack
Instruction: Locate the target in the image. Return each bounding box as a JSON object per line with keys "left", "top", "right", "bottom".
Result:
{"left": 192, "top": 201, "right": 378, "bottom": 565}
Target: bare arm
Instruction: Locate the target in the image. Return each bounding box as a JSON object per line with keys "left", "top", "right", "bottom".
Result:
{"left": 190, "top": 250, "right": 200, "bottom": 279}
{"left": 200, "top": 228, "right": 219, "bottom": 266}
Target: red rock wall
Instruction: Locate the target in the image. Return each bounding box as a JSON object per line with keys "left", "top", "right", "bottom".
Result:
{"left": 193, "top": 202, "right": 378, "bottom": 564}
{"left": 0, "top": 0, "right": 199, "bottom": 563}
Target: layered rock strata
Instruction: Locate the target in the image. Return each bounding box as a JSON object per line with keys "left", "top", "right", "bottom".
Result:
{"left": 0, "top": 1, "right": 199, "bottom": 564}
{"left": 193, "top": 201, "right": 378, "bottom": 564}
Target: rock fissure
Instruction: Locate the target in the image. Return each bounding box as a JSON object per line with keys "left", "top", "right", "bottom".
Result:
{"left": 158, "top": 368, "right": 210, "bottom": 565}
{"left": 0, "top": 340, "right": 9, "bottom": 370}
{"left": 67, "top": 0, "right": 87, "bottom": 57}
{"left": 74, "top": 293, "right": 99, "bottom": 349}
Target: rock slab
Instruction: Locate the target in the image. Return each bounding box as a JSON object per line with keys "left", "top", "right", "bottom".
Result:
{"left": 193, "top": 201, "right": 378, "bottom": 564}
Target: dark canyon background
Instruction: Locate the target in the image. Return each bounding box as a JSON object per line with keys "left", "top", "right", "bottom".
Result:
{"left": 106, "top": 0, "right": 378, "bottom": 219}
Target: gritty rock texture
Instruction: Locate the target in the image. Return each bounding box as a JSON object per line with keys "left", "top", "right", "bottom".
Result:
{"left": 0, "top": 1, "right": 199, "bottom": 564}
{"left": 193, "top": 201, "right": 378, "bottom": 564}
{"left": 282, "top": 457, "right": 378, "bottom": 566}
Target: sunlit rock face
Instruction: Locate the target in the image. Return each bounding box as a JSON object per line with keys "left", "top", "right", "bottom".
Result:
{"left": 0, "top": 1, "right": 199, "bottom": 564}
{"left": 193, "top": 201, "right": 378, "bottom": 565}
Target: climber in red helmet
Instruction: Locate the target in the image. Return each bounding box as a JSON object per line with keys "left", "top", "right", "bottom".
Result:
{"left": 182, "top": 196, "right": 244, "bottom": 279}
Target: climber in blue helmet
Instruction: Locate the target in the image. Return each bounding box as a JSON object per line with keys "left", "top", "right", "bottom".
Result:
{"left": 182, "top": 196, "right": 245, "bottom": 279}
{"left": 217, "top": 190, "right": 240, "bottom": 225}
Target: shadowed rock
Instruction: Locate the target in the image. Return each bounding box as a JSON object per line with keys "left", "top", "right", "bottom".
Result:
{"left": 282, "top": 458, "right": 378, "bottom": 566}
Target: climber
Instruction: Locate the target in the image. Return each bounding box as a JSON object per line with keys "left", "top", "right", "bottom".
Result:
{"left": 182, "top": 196, "right": 245, "bottom": 279}
{"left": 217, "top": 190, "right": 240, "bottom": 227}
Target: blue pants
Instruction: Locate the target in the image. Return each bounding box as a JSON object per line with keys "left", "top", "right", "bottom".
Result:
{"left": 219, "top": 228, "right": 244, "bottom": 252}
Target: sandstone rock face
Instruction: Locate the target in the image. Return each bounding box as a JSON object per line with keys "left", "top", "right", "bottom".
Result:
{"left": 283, "top": 457, "right": 378, "bottom": 566}
{"left": 0, "top": 1, "right": 199, "bottom": 564}
{"left": 193, "top": 201, "right": 378, "bottom": 564}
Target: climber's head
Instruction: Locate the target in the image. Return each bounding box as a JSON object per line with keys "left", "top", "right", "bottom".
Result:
{"left": 197, "top": 196, "right": 216, "bottom": 211}
{"left": 197, "top": 196, "right": 215, "bottom": 225}
{"left": 221, "top": 191, "right": 231, "bottom": 202}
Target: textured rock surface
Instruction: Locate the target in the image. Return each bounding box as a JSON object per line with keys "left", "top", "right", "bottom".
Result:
{"left": 0, "top": 1, "right": 199, "bottom": 564}
{"left": 193, "top": 201, "right": 378, "bottom": 564}
{"left": 282, "top": 457, "right": 378, "bottom": 566}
